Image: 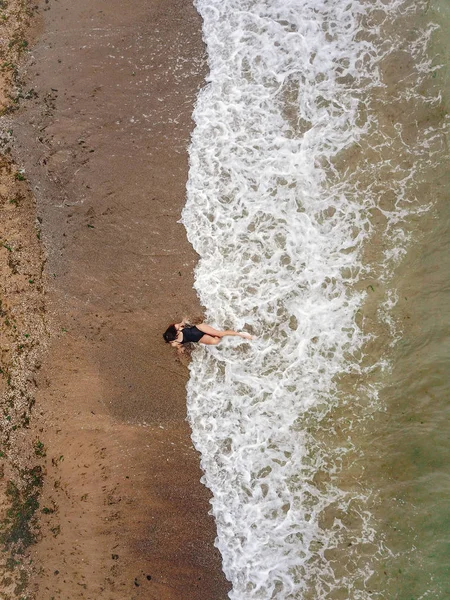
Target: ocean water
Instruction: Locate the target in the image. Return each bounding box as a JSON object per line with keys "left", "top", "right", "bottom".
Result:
{"left": 182, "top": 0, "right": 449, "bottom": 598}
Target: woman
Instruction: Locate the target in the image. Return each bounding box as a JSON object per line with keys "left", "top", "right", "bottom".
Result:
{"left": 163, "top": 319, "right": 254, "bottom": 350}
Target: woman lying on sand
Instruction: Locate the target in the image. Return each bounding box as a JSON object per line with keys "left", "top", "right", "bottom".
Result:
{"left": 163, "top": 320, "right": 254, "bottom": 350}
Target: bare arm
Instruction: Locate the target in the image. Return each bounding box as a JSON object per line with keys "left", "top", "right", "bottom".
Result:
{"left": 170, "top": 340, "right": 186, "bottom": 354}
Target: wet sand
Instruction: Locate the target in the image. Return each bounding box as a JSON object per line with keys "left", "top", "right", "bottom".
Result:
{"left": 10, "top": 0, "right": 230, "bottom": 598}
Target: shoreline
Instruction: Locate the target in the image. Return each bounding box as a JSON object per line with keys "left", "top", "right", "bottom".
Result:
{"left": 3, "top": 0, "right": 230, "bottom": 598}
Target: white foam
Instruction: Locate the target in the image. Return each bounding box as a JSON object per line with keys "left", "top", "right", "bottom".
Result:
{"left": 182, "top": 0, "right": 438, "bottom": 597}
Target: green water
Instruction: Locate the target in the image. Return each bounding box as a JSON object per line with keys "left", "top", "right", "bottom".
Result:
{"left": 308, "top": 2, "right": 450, "bottom": 597}
{"left": 364, "top": 2, "right": 450, "bottom": 596}
{"left": 366, "top": 195, "right": 450, "bottom": 598}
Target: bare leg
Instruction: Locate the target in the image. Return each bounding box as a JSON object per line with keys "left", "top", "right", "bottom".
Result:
{"left": 199, "top": 334, "right": 221, "bottom": 346}
{"left": 196, "top": 323, "right": 254, "bottom": 340}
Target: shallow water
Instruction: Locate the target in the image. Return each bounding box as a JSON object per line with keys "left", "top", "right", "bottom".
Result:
{"left": 183, "top": 0, "right": 449, "bottom": 597}
{"left": 358, "top": 196, "right": 450, "bottom": 599}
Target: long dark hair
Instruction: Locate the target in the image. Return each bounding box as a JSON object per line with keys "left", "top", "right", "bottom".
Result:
{"left": 163, "top": 324, "right": 178, "bottom": 343}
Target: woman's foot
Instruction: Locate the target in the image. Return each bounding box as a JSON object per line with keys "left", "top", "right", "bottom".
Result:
{"left": 240, "top": 332, "right": 255, "bottom": 340}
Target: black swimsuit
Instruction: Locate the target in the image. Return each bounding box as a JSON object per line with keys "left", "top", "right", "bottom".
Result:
{"left": 181, "top": 326, "right": 205, "bottom": 344}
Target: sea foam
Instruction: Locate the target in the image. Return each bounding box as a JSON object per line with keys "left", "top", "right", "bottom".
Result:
{"left": 182, "top": 0, "right": 439, "bottom": 597}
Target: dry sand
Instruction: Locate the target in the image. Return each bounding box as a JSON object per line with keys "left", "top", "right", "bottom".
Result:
{"left": 1, "top": 0, "right": 230, "bottom": 598}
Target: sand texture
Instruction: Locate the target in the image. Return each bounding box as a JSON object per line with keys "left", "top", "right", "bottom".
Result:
{"left": 1, "top": 0, "right": 230, "bottom": 598}
{"left": 1, "top": 1, "right": 48, "bottom": 595}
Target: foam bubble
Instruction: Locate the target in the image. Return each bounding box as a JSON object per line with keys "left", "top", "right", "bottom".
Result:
{"left": 183, "top": 0, "right": 440, "bottom": 597}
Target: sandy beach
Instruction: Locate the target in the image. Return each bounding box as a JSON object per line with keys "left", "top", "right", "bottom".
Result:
{"left": 1, "top": 0, "right": 230, "bottom": 598}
